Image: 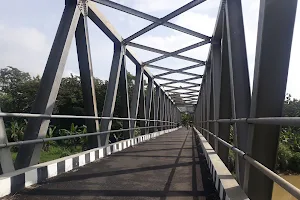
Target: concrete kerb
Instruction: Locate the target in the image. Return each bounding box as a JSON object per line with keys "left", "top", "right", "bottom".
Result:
{"left": 0, "top": 127, "right": 180, "bottom": 198}
{"left": 193, "top": 127, "right": 249, "bottom": 200}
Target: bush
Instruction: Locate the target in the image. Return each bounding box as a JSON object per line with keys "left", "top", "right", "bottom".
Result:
{"left": 289, "top": 152, "right": 300, "bottom": 173}
{"left": 277, "top": 143, "right": 293, "bottom": 171}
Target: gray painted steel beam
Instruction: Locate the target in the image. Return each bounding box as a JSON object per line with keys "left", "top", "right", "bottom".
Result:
{"left": 159, "top": 76, "right": 202, "bottom": 86}
{"left": 171, "top": 91, "right": 198, "bottom": 95}
{"left": 144, "top": 40, "right": 209, "bottom": 65}
{"left": 211, "top": 41, "right": 222, "bottom": 152}
{"left": 244, "top": 0, "right": 298, "bottom": 199}
{"left": 119, "top": 55, "right": 131, "bottom": 139}
{"left": 225, "top": 0, "right": 251, "bottom": 185}
{"left": 160, "top": 89, "right": 165, "bottom": 130}
{"left": 154, "top": 86, "right": 160, "bottom": 131}
{"left": 162, "top": 81, "right": 201, "bottom": 88}
{"left": 147, "top": 64, "right": 203, "bottom": 78}
{"left": 0, "top": 108, "right": 15, "bottom": 174}
{"left": 15, "top": 2, "right": 81, "bottom": 169}
{"left": 75, "top": 14, "right": 100, "bottom": 149}
{"left": 165, "top": 84, "right": 200, "bottom": 90}
{"left": 127, "top": 42, "right": 205, "bottom": 64}
{"left": 212, "top": 0, "right": 225, "bottom": 40}
{"left": 149, "top": 86, "right": 155, "bottom": 133}
{"left": 99, "top": 44, "right": 124, "bottom": 146}
{"left": 91, "top": 0, "right": 210, "bottom": 39}
{"left": 166, "top": 88, "right": 199, "bottom": 93}
{"left": 217, "top": 16, "right": 231, "bottom": 165}
{"left": 123, "top": 0, "right": 207, "bottom": 43}
{"left": 138, "top": 75, "right": 146, "bottom": 135}
{"left": 129, "top": 65, "right": 144, "bottom": 137}
{"left": 155, "top": 63, "right": 203, "bottom": 78}
{"left": 145, "top": 78, "right": 154, "bottom": 134}
{"left": 88, "top": 1, "right": 175, "bottom": 123}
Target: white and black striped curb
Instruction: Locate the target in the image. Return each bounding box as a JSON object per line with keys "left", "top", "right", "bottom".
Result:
{"left": 195, "top": 131, "right": 249, "bottom": 200}
{"left": 0, "top": 127, "right": 180, "bottom": 198}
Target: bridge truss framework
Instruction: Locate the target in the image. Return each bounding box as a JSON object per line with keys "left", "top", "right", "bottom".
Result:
{"left": 0, "top": 0, "right": 299, "bottom": 200}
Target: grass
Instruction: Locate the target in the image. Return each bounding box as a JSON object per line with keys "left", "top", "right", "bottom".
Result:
{"left": 11, "top": 145, "right": 82, "bottom": 163}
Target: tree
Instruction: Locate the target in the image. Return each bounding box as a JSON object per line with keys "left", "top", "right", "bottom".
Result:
{"left": 0, "top": 67, "right": 40, "bottom": 113}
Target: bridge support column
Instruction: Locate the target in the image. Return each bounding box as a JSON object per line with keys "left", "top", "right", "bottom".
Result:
{"left": 153, "top": 85, "right": 160, "bottom": 132}
{"left": 15, "top": 1, "right": 81, "bottom": 169}
{"left": 225, "top": 0, "right": 251, "bottom": 185}
{"left": 216, "top": 14, "right": 232, "bottom": 166}
{"left": 99, "top": 43, "right": 124, "bottom": 146}
{"left": 129, "top": 65, "right": 143, "bottom": 138}
{"left": 138, "top": 74, "right": 146, "bottom": 135}
{"left": 211, "top": 40, "right": 222, "bottom": 154}
{"left": 145, "top": 77, "right": 153, "bottom": 134}
{"left": 75, "top": 12, "right": 100, "bottom": 149}
{"left": 243, "top": 0, "right": 298, "bottom": 199}
{"left": 119, "top": 55, "right": 131, "bottom": 139}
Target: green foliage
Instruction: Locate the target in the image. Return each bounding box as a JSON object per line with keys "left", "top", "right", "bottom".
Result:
{"left": 276, "top": 143, "right": 293, "bottom": 171}
{"left": 181, "top": 113, "right": 193, "bottom": 127}
{"left": 289, "top": 152, "right": 300, "bottom": 173}
{"left": 58, "top": 123, "right": 87, "bottom": 151}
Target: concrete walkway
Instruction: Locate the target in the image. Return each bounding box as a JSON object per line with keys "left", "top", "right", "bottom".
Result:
{"left": 7, "top": 128, "right": 219, "bottom": 200}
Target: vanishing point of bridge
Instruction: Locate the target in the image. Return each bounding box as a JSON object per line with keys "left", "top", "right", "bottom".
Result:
{"left": 0, "top": 0, "right": 299, "bottom": 199}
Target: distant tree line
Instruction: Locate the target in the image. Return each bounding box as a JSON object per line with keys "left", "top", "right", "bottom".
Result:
{"left": 0, "top": 66, "right": 138, "bottom": 155}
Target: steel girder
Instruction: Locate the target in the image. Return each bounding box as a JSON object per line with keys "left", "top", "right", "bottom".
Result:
{"left": 128, "top": 42, "right": 205, "bottom": 64}
{"left": 243, "top": 0, "right": 298, "bottom": 199}
{"left": 123, "top": 0, "right": 207, "bottom": 43}
{"left": 91, "top": 0, "right": 210, "bottom": 40}
{"left": 15, "top": 2, "right": 81, "bottom": 169}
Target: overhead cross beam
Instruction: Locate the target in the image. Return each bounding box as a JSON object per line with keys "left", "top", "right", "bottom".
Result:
{"left": 160, "top": 76, "right": 202, "bottom": 86}
{"left": 165, "top": 85, "right": 200, "bottom": 93}
{"left": 155, "top": 63, "right": 203, "bottom": 78}
{"left": 91, "top": 0, "right": 210, "bottom": 40}
{"left": 123, "top": 0, "right": 207, "bottom": 43}
{"left": 144, "top": 40, "right": 210, "bottom": 65}
{"left": 146, "top": 64, "right": 202, "bottom": 78}
{"left": 128, "top": 42, "right": 205, "bottom": 64}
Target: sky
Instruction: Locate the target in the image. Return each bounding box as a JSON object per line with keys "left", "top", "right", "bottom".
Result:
{"left": 0, "top": 0, "right": 299, "bottom": 100}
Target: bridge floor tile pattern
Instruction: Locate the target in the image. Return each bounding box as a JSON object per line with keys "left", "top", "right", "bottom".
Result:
{"left": 7, "top": 128, "right": 219, "bottom": 200}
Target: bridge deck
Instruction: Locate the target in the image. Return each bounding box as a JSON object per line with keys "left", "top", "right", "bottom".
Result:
{"left": 8, "top": 128, "right": 219, "bottom": 200}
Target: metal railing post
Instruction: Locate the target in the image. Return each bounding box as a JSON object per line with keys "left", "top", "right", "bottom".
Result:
{"left": 225, "top": 0, "right": 251, "bottom": 185}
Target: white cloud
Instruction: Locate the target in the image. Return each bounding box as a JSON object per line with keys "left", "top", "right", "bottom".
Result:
{"left": 1, "top": 0, "right": 299, "bottom": 99}
{"left": 0, "top": 24, "right": 50, "bottom": 76}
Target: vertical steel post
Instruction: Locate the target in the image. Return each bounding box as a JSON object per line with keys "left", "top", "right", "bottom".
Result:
{"left": 138, "top": 75, "right": 146, "bottom": 135}
{"left": 160, "top": 89, "right": 165, "bottom": 130}
{"left": 119, "top": 55, "right": 131, "bottom": 139}
{"left": 75, "top": 12, "right": 100, "bottom": 149}
{"left": 211, "top": 40, "right": 222, "bottom": 152}
{"left": 154, "top": 85, "right": 160, "bottom": 131}
{"left": 149, "top": 87, "right": 155, "bottom": 133}
{"left": 205, "top": 67, "right": 212, "bottom": 143}
{"left": 99, "top": 43, "right": 124, "bottom": 146}
{"left": 0, "top": 108, "right": 15, "bottom": 174}
{"left": 129, "top": 65, "right": 143, "bottom": 138}
{"left": 208, "top": 65, "right": 215, "bottom": 148}
{"left": 217, "top": 15, "right": 232, "bottom": 165}
{"left": 243, "top": 0, "right": 298, "bottom": 199}
{"left": 15, "top": 1, "right": 81, "bottom": 169}
{"left": 225, "top": 0, "right": 251, "bottom": 185}
{"left": 145, "top": 77, "right": 153, "bottom": 134}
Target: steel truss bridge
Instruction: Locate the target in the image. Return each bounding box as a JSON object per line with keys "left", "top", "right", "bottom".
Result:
{"left": 0, "top": 0, "right": 299, "bottom": 200}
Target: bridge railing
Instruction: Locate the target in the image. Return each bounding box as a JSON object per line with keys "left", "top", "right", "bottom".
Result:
{"left": 194, "top": 0, "right": 298, "bottom": 200}
{"left": 194, "top": 126, "right": 300, "bottom": 199}
{"left": 0, "top": 112, "right": 176, "bottom": 148}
